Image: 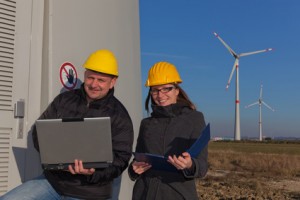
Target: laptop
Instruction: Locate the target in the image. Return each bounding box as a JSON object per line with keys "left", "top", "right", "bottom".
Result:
{"left": 35, "top": 117, "right": 113, "bottom": 170}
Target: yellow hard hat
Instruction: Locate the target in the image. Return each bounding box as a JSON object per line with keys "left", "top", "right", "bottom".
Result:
{"left": 145, "top": 61, "right": 182, "bottom": 87}
{"left": 83, "top": 49, "right": 118, "bottom": 76}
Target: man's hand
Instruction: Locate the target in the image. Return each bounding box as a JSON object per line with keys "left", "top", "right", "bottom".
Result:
{"left": 68, "top": 159, "right": 95, "bottom": 175}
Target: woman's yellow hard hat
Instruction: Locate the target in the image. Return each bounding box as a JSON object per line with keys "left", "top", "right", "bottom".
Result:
{"left": 145, "top": 61, "right": 182, "bottom": 87}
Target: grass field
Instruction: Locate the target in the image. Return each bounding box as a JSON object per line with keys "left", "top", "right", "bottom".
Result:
{"left": 196, "top": 140, "right": 300, "bottom": 199}
{"left": 207, "top": 140, "right": 300, "bottom": 177}
{"left": 209, "top": 140, "right": 300, "bottom": 155}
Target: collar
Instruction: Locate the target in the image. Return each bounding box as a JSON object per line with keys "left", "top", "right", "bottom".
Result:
{"left": 151, "top": 102, "right": 190, "bottom": 118}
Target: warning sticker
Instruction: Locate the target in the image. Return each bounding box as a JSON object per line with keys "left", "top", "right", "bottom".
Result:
{"left": 59, "top": 62, "right": 78, "bottom": 90}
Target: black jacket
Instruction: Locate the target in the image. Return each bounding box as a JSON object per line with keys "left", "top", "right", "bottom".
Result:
{"left": 32, "top": 84, "right": 134, "bottom": 200}
{"left": 128, "top": 103, "right": 208, "bottom": 200}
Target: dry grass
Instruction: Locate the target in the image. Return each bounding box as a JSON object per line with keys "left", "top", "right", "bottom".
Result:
{"left": 196, "top": 141, "right": 300, "bottom": 199}
{"left": 208, "top": 141, "right": 300, "bottom": 177}
{"left": 209, "top": 140, "right": 300, "bottom": 155}
{"left": 209, "top": 150, "right": 300, "bottom": 177}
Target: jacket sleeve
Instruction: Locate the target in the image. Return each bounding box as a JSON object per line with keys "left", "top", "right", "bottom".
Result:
{"left": 86, "top": 111, "right": 134, "bottom": 183}
{"left": 183, "top": 146, "right": 208, "bottom": 178}
{"left": 128, "top": 161, "right": 139, "bottom": 181}
{"left": 183, "top": 112, "right": 208, "bottom": 179}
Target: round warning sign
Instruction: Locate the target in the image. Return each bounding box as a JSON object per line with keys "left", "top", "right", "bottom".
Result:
{"left": 59, "top": 62, "right": 78, "bottom": 90}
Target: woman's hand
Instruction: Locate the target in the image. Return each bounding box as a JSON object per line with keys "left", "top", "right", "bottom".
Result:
{"left": 168, "top": 152, "right": 192, "bottom": 170}
{"left": 68, "top": 159, "right": 95, "bottom": 175}
{"left": 132, "top": 161, "right": 152, "bottom": 174}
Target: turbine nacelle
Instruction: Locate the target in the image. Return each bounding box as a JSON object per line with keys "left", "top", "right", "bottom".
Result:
{"left": 213, "top": 32, "right": 273, "bottom": 91}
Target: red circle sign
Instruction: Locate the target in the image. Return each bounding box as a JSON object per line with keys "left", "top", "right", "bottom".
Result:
{"left": 59, "top": 62, "right": 78, "bottom": 90}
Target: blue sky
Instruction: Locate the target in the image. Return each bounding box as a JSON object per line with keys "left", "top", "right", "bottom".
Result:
{"left": 139, "top": 0, "right": 300, "bottom": 138}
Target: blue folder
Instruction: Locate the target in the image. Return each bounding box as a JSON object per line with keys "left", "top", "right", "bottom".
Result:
{"left": 133, "top": 123, "right": 210, "bottom": 172}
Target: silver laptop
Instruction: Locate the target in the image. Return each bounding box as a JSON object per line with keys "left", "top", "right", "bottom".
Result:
{"left": 35, "top": 117, "right": 113, "bottom": 170}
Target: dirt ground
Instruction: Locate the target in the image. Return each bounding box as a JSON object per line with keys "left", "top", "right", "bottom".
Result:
{"left": 196, "top": 170, "right": 300, "bottom": 200}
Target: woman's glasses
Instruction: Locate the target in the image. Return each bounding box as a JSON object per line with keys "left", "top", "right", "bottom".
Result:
{"left": 150, "top": 86, "right": 176, "bottom": 95}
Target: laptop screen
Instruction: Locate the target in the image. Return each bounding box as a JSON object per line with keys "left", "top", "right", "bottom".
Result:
{"left": 35, "top": 117, "right": 113, "bottom": 170}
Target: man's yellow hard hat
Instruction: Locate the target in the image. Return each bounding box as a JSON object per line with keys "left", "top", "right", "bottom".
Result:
{"left": 83, "top": 49, "right": 118, "bottom": 76}
{"left": 145, "top": 61, "right": 182, "bottom": 87}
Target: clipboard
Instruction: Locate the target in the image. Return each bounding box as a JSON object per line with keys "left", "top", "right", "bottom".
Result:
{"left": 133, "top": 123, "right": 210, "bottom": 172}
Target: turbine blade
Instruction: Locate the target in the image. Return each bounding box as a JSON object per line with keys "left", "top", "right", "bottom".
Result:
{"left": 262, "top": 101, "right": 275, "bottom": 111}
{"left": 245, "top": 101, "right": 259, "bottom": 108}
{"left": 226, "top": 59, "right": 238, "bottom": 90}
{"left": 260, "top": 84, "right": 263, "bottom": 98}
{"left": 239, "top": 48, "right": 273, "bottom": 57}
{"left": 213, "top": 32, "right": 238, "bottom": 57}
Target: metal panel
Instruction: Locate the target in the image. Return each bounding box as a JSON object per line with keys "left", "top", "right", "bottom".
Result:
{"left": 0, "top": 0, "right": 15, "bottom": 195}
{"left": 1, "top": 0, "right": 141, "bottom": 199}
{"left": 47, "top": 1, "right": 141, "bottom": 199}
{"left": 0, "top": 128, "right": 10, "bottom": 195}
{"left": 0, "top": 0, "right": 14, "bottom": 113}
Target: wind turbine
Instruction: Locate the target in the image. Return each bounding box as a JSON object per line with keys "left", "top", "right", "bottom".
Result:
{"left": 213, "top": 32, "right": 273, "bottom": 140}
{"left": 245, "top": 84, "right": 275, "bottom": 141}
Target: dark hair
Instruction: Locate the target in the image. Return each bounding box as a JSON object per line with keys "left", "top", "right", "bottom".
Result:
{"left": 145, "top": 84, "right": 196, "bottom": 113}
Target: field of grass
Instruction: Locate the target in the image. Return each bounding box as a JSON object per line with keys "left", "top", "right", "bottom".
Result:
{"left": 207, "top": 141, "right": 300, "bottom": 177}
{"left": 196, "top": 141, "right": 300, "bottom": 199}
{"left": 209, "top": 140, "right": 300, "bottom": 155}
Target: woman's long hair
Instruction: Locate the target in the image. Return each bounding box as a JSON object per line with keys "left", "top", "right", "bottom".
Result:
{"left": 145, "top": 84, "right": 196, "bottom": 113}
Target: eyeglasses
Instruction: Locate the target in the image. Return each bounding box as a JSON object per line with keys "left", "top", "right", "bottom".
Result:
{"left": 150, "top": 86, "right": 176, "bottom": 95}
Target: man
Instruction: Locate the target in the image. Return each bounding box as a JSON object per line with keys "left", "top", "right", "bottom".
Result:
{"left": 2, "top": 49, "right": 134, "bottom": 200}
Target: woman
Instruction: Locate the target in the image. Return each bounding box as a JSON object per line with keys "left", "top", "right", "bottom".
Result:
{"left": 128, "top": 61, "right": 208, "bottom": 200}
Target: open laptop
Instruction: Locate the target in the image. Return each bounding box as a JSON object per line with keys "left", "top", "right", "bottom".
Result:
{"left": 35, "top": 117, "right": 113, "bottom": 170}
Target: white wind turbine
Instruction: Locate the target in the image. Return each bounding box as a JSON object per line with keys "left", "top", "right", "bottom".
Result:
{"left": 213, "top": 32, "right": 273, "bottom": 140}
{"left": 245, "top": 84, "right": 275, "bottom": 141}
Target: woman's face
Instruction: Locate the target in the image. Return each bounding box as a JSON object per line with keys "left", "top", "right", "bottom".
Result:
{"left": 150, "top": 84, "right": 179, "bottom": 106}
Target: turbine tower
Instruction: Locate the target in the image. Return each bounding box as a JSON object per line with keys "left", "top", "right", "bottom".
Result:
{"left": 213, "top": 32, "right": 272, "bottom": 140}
{"left": 245, "top": 84, "right": 275, "bottom": 141}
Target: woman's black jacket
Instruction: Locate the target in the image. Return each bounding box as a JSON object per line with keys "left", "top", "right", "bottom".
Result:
{"left": 129, "top": 103, "right": 208, "bottom": 200}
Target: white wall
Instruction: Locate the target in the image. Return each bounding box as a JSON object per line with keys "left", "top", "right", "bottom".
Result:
{"left": 6, "top": 0, "right": 141, "bottom": 199}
